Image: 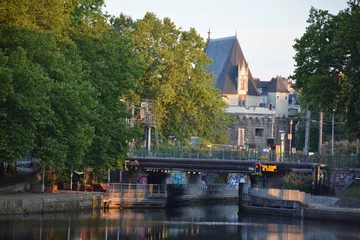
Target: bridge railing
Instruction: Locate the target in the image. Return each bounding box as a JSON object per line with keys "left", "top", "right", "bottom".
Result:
{"left": 129, "top": 148, "right": 360, "bottom": 168}
{"left": 130, "top": 148, "right": 260, "bottom": 160}
{"left": 288, "top": 154, "right": 360, "bottom": 167}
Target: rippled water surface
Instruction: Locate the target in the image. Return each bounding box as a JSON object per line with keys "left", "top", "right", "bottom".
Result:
{"left": 0, "top": 204, "right": 359, "bottom": 239}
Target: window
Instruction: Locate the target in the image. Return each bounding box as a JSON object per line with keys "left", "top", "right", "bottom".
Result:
{"left": 255, "top": 128, "right": 264, "bottom": 137}
{"left": 238, "top": 95, "right": 246, "bottom": 106}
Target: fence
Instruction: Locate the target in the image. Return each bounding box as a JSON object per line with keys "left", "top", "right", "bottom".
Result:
{"left": 106, "top": 183, "right": 167, "bottom": 201}
{"left": 106, "top": 183, "right": 238, "bottom": 203}
{"left": 167, "top": 184, "right": 238, "bottom": 197}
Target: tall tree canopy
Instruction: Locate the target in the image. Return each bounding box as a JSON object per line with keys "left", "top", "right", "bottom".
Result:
{"left": 113, "top": 13, "right": 229, "bottom": 146}
{"left": 0, "top": 0, "right": 143, "bottom": 176}
{"left": 293, "top": 0, "right": 360, "bottom": 137}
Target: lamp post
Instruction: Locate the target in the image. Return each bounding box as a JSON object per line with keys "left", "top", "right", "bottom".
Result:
{"left": 271, "top": 111, "right": 275, "bottom": 138}
{"left": 332, "top": 109, "right": 335, "bottom": 156}
{"left": 289, "top": 119, "right": 293, "bottom": 156}
{"left": 280, "top": 130, "right": 285, "bottom": 162}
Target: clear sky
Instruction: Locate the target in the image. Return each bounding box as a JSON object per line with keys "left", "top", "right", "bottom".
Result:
{"left": 103, "top": 0, "right": 348, "bottom": 81}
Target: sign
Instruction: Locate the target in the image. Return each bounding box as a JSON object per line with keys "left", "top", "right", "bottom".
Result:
{"left": 262, "top": 165, "right": 277, "bottom": 172}
{"left": 288, "top": 134, "right": 292, "bottom": 140}
{"left": 276, "top": 145, "right": 280, "bottom": 154}
{"left": 280, "top": 133, "right": 285, "bottom": 140}
{"left": 292, "top": 147, "right": 297, "bottom": 154}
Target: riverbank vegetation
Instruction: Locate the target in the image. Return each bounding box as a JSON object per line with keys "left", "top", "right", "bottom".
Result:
{"left": 0, "top": 0, "right": 229, "bottom": 181}
{"left": 292, "top": 0, "right": 360, "bottom": 140}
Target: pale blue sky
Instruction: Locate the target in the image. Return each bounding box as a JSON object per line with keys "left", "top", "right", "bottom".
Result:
{"left": 103, "top": 0, "right": 348, "bottom": 81}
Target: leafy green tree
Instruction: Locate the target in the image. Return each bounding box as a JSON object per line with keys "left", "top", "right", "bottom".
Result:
{"left": 114, "top": 13, "right": 229, "bottom": 146}
{"left": 293, "top": 1, "right": 360, "bottom": 137}
{"left": 72, "top": 27, "right": 144, "bottom": 173}
{"left": 0, "top": 47, "right": 52, "bottom": 164}
{"left": 0, "top": 0, "right": 73, "bottom": 32}
{"left": 0, "top": 27, "right": 98, "bottom": 172}
{"left": 1, "top": 0, "right": 144, "bottom": 180}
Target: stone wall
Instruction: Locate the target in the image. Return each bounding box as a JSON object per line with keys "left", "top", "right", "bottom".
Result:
{"left": 229, "top": 114, "right": 293, "bottom": 153}
{"left": 248, "top": 187, "right": 305, "bottom": 203}
{"left": 0, "top": 194, "right": 104, "bottom": 214}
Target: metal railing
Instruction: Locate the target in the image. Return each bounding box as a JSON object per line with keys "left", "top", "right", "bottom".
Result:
{"left": 106, "top": 183, "right": 167, "bottom": 201}
{"left": 106, "top": 183, "right": 238, "bottom": 202}
{"left": 167, "top": 184, "right": 238, "bottom": 197}
{"left": 129, "top": 148, "right": 360, "bottom": 168}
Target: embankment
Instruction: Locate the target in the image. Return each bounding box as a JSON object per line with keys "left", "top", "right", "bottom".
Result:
{"left": 0, "top": 192, "right": 104, "bottom": 214}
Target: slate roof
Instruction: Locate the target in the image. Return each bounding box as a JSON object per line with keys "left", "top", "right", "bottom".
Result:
{"left": 256, "top": 81, "right": 271, "bottom": 96}
{"left": 267, "top": 76, "right": 289, "bottom": 93}
{"left": 205, "top": 36, "right": 259, "bottom": 96}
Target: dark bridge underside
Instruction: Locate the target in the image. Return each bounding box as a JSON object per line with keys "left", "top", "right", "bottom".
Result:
{"left": 125, "top": 157, "right": 326, "bottom": 173}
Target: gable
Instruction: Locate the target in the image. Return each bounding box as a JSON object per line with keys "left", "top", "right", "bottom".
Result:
{"left": 205, "top": 36, "right": 258, "bottom": 96}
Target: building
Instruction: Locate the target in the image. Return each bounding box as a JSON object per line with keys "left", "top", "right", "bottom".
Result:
{"left": 205, "top": 35, "right": 297, "bottom": 156}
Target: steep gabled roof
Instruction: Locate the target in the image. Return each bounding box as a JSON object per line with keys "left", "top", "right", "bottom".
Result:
{"left": 268, "top": 76, "right": 289, "bottom": 93}
{"left": 205, "top": 36, "right": 258, "bottom": 96}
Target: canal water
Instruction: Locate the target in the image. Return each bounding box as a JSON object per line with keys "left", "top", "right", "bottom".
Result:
{"left": 0, "top": 204, "right": 359, "bottom": 240}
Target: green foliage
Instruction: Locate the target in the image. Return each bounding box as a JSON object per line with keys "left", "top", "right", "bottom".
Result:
{"left": 73, "top": 25, "right": 144, "bottom": 173}
{"left": 338, "top": 181, "right": 360, "bottom": 198}
{"left": 0, "top": 0, "right": 143, "bottom": 179}
{"left": 293, "top": 1, "right": 360, "bottom": 137}
{"left": 115, "top": 13, "right": 230, "bottom": 146}
{"left": 0, "top": 46, "right": 52, "bottom": 163}
{"left": 278, "top": 172, "right": 313, "bottom": 193}
{"left": 321, "top": 140, "right": 359, "bottom": 155}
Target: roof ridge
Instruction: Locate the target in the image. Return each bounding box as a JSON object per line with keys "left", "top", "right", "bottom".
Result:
{"left": 208, "top": 36, "right": 236, "bottom": 42}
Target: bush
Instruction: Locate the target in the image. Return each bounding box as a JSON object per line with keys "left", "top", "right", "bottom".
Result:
{"left": 278, "top": 172, "right": 312, "bottom": 193}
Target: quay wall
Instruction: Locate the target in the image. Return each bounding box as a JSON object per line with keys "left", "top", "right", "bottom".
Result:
{"left": 239, "top": 184, "right": 360, "bottom": 223}
{"left": 0, "top": 194, "right": 104, "bottom": 214}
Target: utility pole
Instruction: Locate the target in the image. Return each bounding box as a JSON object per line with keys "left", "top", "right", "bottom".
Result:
{"left": 271, "top": 111, "right": 275, "bottom": 138}
{"left": 303, "top": 107, "right": 311, "bottom": 157}
{"left": 319, "top": 112, "right": 323, "bottom": 155}
{"left": 289, "top": 119, "right": 293, "bottom": 155}
{"left": 332, "top": 109, "right": 335, "bottom": 156}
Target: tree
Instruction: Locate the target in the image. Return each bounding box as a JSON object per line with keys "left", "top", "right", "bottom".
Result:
{"left": 114, "top": 13, "right": 229, "bottom": 146}
{"left": 74, "top": 30, "right": 144, "bottom": 172}
{"left": 0, "top": 0, "right": 145, "bottom": 181}
{"left": 0, "top": 47, "right": 52, "bottom": 164}
{"left": 293, "top": 1, "right": 360, "bottom": 137}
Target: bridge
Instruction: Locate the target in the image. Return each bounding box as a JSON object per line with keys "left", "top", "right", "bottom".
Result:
{"left": 124, "top": 148, "right": 360, "bottom": 195}
{"left": 126, "top": 148, "right": 360, "bottom": 168}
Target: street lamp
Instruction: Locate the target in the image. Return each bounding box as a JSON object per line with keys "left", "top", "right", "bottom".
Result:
{"left": 280, "top": 130, "right": 285, "bottom": 162}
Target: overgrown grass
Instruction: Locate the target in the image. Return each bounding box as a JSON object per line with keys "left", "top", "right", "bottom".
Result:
{"left": 338, "top": 182, "right": 360, "bottom": 197}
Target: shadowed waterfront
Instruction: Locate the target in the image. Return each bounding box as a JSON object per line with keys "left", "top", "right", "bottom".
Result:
{"left": 0, "top": 204, "right": 359, "bottom": 240}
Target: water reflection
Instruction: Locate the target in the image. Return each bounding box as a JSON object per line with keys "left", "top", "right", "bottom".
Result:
{"left": 0, "top": 205, "right": 359, "bottom": 240}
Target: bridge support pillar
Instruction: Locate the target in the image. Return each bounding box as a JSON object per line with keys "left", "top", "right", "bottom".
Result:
{"left": 312, "top": 165, "right": 321, "bottom": 195}
{"left": 238, "top": 183, "right": 244, "bottom": 206}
